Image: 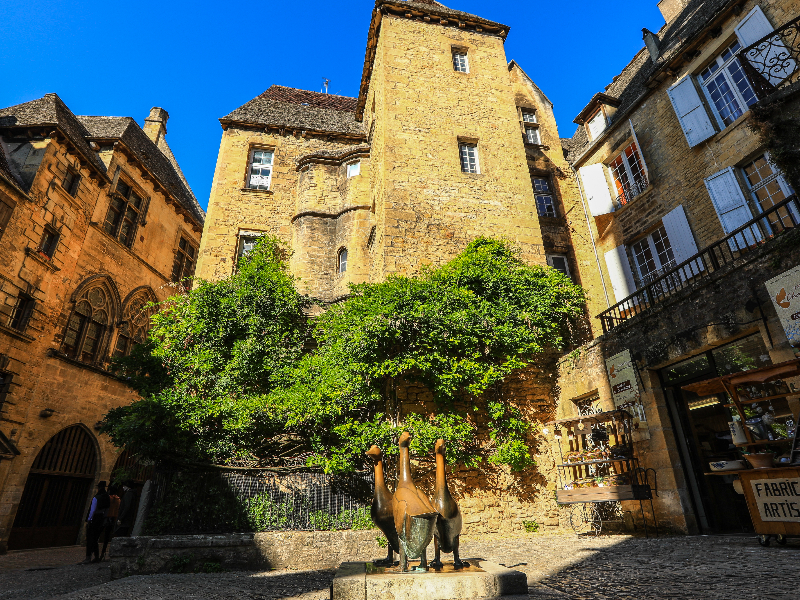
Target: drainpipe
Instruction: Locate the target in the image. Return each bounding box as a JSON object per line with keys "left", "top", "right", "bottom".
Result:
{"left": 575, "top": 172, "right": 611, "bottom": 308}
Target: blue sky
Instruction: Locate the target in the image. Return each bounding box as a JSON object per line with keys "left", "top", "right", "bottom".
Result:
{"left": 1, "top": 1, "right": 664, "bottom": 210}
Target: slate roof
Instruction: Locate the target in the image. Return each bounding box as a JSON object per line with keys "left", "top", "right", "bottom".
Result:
{"left": 78, "top": 116, "right": 205, "bottom": 224}
{"left": 567, "top": 0, "right": 735, "bottom": 162}
{"left": 221, "top": 86, "right": 365, "bottom": 137}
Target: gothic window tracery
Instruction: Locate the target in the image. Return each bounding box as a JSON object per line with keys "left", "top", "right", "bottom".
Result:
{"left": 114, "top": 290, "right": 156, "bottom": 357}
{"left": 62, "top": 285, "right": 113, "bottom": 364}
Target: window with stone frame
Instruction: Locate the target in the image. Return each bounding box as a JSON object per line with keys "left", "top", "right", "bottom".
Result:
{"left": 525, "top": 126, "right": 541, "bottom": 145}
{"left": 9, "top": 293, "right": 34, "bottom": 332}
{"left": 103, "top": 178, "right": 143, "bottom": 248}
{"left": 338, "top": 247, "right": 348, "bottom": 274}
{"left": 699, "top": 40, "right": 757, "bottom": 128}
{"left": 38, "top": 226, "right": 59, "bottom": 259}
{"left": 742, "top": 153, "right": 798, "bottom": 231}
{"left": 521, "top": 108, "right": 537, "bottom": 124}
{"left": 246, "top": 149, "right": 274, "bottom": 190}
{"left": 171, "top": 236, "right": 197, "bottom": 284}
{"left": 609, "top": 142, "right": 648, "bottom": 207}
{"left": 62, "top": 286, "right": 112, "bottom": 364}
{"left": 346, "top": 161, "right": 361, "bottom": 178}
{"left": 533, "top": 177, "right": 557, "bottom": 218}
{"left": 114, "top": 291, "right": 155, "bottom": 358}
{"left": 546, "top": 254, "right": 571, "bottom": 280}
{"left": 452, "top": 49, "right": 469, "bottom": 73}
{"left": 0, "top": 195, "right": 15, "bottom": 242}
{"left": 62, "top": 168, "right": 81, "bottom": 197}
{"left": 459, "top": 143, "right": 480, "bottom": 174}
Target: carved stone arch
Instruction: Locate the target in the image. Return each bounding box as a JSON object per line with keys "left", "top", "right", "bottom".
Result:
{"left": 69, "top": 274, "right": 122, "bottom": 319}
{"left": 61, "top": 275, "right": 122, "bottom": 365}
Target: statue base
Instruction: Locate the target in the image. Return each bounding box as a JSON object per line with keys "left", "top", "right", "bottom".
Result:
{"left": 332, "top": 559, "right": 528, "bottom": 600}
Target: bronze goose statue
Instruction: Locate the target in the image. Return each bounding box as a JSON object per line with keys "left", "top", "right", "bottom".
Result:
{"left": 393, "top": 431, "right": 438, "bottom": 571}
{"left": 430, "top": 438, "right": 469, "bottom": 569}
{"left": 366, "top": 445, "right": 399, "bottom": 566}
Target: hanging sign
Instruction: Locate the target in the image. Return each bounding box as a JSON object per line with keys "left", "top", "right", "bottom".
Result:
{"left": 605, "top": 349, "right": 650, "bottom": 441}
{"left": 766, "top": 265, "right": 800, "bottom": 346}
{"left": 750, "top": 478, "right": 800, "bottom": 522}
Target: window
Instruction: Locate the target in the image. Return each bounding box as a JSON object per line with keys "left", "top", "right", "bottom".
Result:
{"left": 0, "top": 196, "right": 14, "bottom": 241}
{"left": 459, "top": 143, "right": 479, "bottom": 174}
{"left": 347, "top": 161, "right": 361, "bottom": 178}
{"left": 521, "top": 109, "right": 537, "bottom": 124}
{"left": 609, "top": 142, "right": 648, "bottom": 206}
{"left": 114, "top": 291, "right": 154, "bottom": 358}
{"left": 237, "top": 234, "right": 262, "bottom": 259}
{"left": 9, "top": 294, "right": 34, "bottom": 332}
{"left": 247, "top": 149, "right": 274, "bottom": 190}
{"left": 171, "top": 236, "right": 197, "bottom": 283}
{"left": 631, "top": 226, "right": 676, "bottom": 286}
{"left": 452, "top": 50, "right": 469, "bottom": 73}
{"left": 62, "top": 286, "right": 110, "bottom": 363}
{"left": 533, "top": 178, "right": 556, "bottom": 218}
{"left": 338, "top": 248, "right": 348, "bottom": 274}
{"left": 525, "top": 127, "right": 541, "bottom": 145}
{"left": 586, "top": 109, "right": 607, "bottom": 140}
{"left": 39, "top": 227, "right": 59, "bottom": 259}
{"left": 699, "top": 41, "right": 757, "bottom": 127}
{"left": 742, "top": 153, "right": 798, "bottom": 231}
{"left": 62, "top": 169, "right": 80, "bottom": 197}
{"left": 104, "top": 178, "right": 143, "bottom": 248}
{"left": 547, "top": 254, "right": 571, "bottom": 279}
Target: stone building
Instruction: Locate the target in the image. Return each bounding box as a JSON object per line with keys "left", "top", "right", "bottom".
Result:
{"left": 556, "top": 0, "right": 800, "bottom": 533}
{"left": 0, "top": 94, "right": 204, "bottom": 551}
{"left": 196, "top": 0, "right": 607, "bottom": 533}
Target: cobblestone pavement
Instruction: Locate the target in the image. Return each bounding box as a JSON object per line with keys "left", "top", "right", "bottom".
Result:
{"left": 1, "top": 534, "right": 797, "bottom": 599}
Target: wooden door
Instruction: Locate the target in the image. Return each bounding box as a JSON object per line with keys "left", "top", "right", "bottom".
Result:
{"left": 8, "top": 426, "right": 97, "bottom": 550}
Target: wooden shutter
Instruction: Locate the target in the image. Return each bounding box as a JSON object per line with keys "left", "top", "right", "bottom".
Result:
{"left": 662, "top": 204, "right": 702, "bottom": 279}
{"left": 735, "top": 5, "right": 796, "bottom": 86}
{"left": 579, "top": 163, "right": 614, "bottom": 217}
{"left": 629, "top": 119, "right": 649, "bottom": 182}
{"left": 604, "top": 245, "right": 637, "bottom": 306}
{"left": 704, "top": 167, "right": 762, "bottom": 250}
{"left": 667, "top": 76, "right": 717, "bottom": 147}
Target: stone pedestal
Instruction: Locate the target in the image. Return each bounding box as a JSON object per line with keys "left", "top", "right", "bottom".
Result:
{"left": 332, "top": 560, "right": 528, "bottom": 600}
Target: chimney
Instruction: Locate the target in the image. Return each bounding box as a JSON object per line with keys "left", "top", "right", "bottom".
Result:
{"left": 143, "top": 107, "right": 169, "bottom": 144}
{"left": 658, "top": 0, "right": 689, "bottom": 23}
{"left": 643, "top": 28, "right": 661, "bottom": 61}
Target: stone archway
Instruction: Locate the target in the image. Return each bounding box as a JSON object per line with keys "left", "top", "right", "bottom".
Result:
{"left": 8, "top": 425, "right": 97, "bottom": 550}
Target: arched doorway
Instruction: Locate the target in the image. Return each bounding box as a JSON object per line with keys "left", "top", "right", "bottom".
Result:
{"left": 8, "top": 426, "right": 97, "bottom": 550}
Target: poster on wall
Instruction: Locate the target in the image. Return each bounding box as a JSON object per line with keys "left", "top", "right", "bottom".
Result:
{"left": 766, "top": 264, "right": 800, "bottom": 346}
{"left": 605, "top": 349, "right": 651, "bottom": 442}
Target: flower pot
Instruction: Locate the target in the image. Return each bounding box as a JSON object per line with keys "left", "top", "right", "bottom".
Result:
{"left": 745, "top": 453, "right": 774, "bottom": 469}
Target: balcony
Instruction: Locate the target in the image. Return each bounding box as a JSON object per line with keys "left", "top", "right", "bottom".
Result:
{"left": 614, "top": 174, "right": 649, "bottom": 210}
{"left": 597, "top": 195, "right": 800, "bottom": 334}
{"left": 739, "top": 16, "right": 800, "bottom": 99}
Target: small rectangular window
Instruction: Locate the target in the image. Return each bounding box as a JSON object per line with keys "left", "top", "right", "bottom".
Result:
{"left": 247, "top": 149, "right": 274, "bottom": 190}
{"left": 237, "top": 235, "right": 261, "bottom": 259}
{"left": 338, "top": 248, "right": 348, "bottom": 274}
{"left": 586, "top": 109, "right": 607, "bottom": 141}
{"left": 521, "top": 109, "right": 537, "bottom": 123}
{"left": 452, "top": 50, "right": 469, "bottom": 73}
{"left": 39, "top": 228, "right": 59, "bottom": 258}
{"left": 62, "top": 169, "right": 80, "bottom": 197}
{"left": 103, "top": 178, "right": 142, "bottom": 248}
{"left": 546, "top": 254, "right": 571, "bottom": 279}
{"left": 347, "top": 161, "right": 361, "bottom": 178}
{"left": 525, "top": 127, "right": 541, "bottom": 145}
{"left": 9, "top": 294, "right": 34, "bottom": 332}
{"left": 609, "top": 142, "right": 648, "bottom": 207}
{"left": 459, "top": 143, "right": 479, "bottom": 174}
{"left": 171, "top": 236, "right": 198, "bottom": 284}
{"left": 533, "top": 178, "right": 556, "bottom": 218}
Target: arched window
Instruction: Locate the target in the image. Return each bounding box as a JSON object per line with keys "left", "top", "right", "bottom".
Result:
{"left": 114, "top": 289, "right": 157, "bottom": 357}
{"left": 61, "top": 278, "right": 119, "bottom": 365}
{"left": 338, "top": 248, "right": 348, "bottom": 274}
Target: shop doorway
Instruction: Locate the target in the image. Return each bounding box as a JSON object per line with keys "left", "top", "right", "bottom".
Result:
{"left": 8, "top": 425, "right": 97, "bottom": 550}
{"left": 660, "top": 334, "right": 775, "bottom": 533}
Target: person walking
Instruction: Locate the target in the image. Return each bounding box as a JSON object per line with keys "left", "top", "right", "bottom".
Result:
{"left": 115, "top": 482, "right": 137, "bottom": 537}
{"left": 99, "top": 485, "right": 121, "bottom": 561}
{"left": 82, "top": 481, "right": 110, "bottom": 564}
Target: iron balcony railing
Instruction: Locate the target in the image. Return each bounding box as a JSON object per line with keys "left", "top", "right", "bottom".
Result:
{"left": 614, "top": 174, "right": 650, "bottom": 209}
{"left": 739, "top": 15, "right": 800, "bottom": 99}
{"left": 598, "top": 194, "right": 800, "bottom": 334}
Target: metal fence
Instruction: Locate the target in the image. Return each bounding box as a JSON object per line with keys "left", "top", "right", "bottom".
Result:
{"left": 598, "top": 194, "right": 800, "bottom": 334}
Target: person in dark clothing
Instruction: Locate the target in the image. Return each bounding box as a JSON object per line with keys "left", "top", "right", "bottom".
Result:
{"left": 115, "top": 482, "right": 137, "bottom": 537}
{"left": 82, "top": 481, "right": 110, "bottom": 564}
{"left": 99, "top": 485, "right": 121, "bottom": 561}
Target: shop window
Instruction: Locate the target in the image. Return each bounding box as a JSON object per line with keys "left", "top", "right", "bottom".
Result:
{"left": 246, "top": 149, "right": 274, "bottom": 190}
{"left": 712, "top": 333, "right": 771, "bottom": 376}
{"left": 459, "top": 143, "right": 479, "bottom": 174}
{"left": 104, "top": 178, "right": 143, "bottom": 248}
{"left": 0, "top": 195, "right": 15, "bottom": 242}
{"left": 62, "top": 286, "right": 111, "bottom": 364}
{"left": 546, "top": 254, "right": 571, "bottom": 279}
{"left": 9, "top": 294, "right": 34, "bottom": 332}
{"left": 533, "top": 178, "right": 556, "bottom": 217}
{"left": 62, "top": 169, "right": 80, "bottom": 197}
{"left": 609, "top": 142, "right": 648, "bottom": 206}
{"left": 38, "top": 227, "right": 59, "bottom": 259}
{"left": 452, "top": 49, "right": 469, "bottom": 73}
{"left": 347, "top": 161, "right": 361, "bottom": 178}
{"left": 699, "top": 40, "right": 757, "bottom": 128}
{"left": 742, "top": 153, "right": 798, "bottom": 231}
{"left": 171, "top": 236, "right": 197, "bottom": 284}
{"left": 630, "top": 226, "right": 676, "bottom": 287}
{"left": 338, "top": 248, "right": 348, "bottom": 274}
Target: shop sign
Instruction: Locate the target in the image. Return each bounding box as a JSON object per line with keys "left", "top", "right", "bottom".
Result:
{"left": 605, "top": 349, "right": 650, "bottom": 441}
{"left": 750, "top": 478, "right": 800, "bottom": 522}
{"left": 766, "top": 265, "right": 800, "bottom": 345}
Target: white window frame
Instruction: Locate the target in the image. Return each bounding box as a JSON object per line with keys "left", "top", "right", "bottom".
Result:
{"left": 346, "top": 160, "right": 361, "bottom": 178}
{"left": 338, "top": 247, "right": 348, "bottom": 274}
{"left": 532, "top": 177, "right": 556, "bottom": 218}
{"left": 246, "top": 148, "right": 274, "bottom": 190}
{"left": 459, "top": 142, "right": 480, "bottom": 174}
{"left": 525, "top": 126, "right": 541, "bottom": 145}
{"left": 630, "top": 226, "right": 677, "bottom": 287}
{"left": 699, "top": 40, "right": 758, "bottom": 129}
{"left": 237, "top": 230, "right": 266, "bottom": 259}
{"left": 452, "top": 49, "right": 469, "bottom": 73}
{"left": 586, "top": 109, "right": 607, "bottom": 141}
{"left": 741, "top": 152, "right": 799, "bottom": 227}
{"left": 608, "top": 141, "right": 648, "bottom": 206}
{"left": 521, "top": 109, "right": 537, "bottom": 124}
{"left": 546, "top": 254, "right": 571, "bottom": 279}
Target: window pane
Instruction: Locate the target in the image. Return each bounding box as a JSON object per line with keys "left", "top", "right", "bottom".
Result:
{"left": 81, "top": 321, "right": 102, "bottom": 362}
{"left": 549, "top": 255, "right": 570, "bottom": 277}
{"left": 521, "top": 109, "right": 537, "bottom": 123}
{"left": 452, "top": 51, "right": 468, "bottom": 73}
{"left": 525, "top": 127, "right": 540, "bottom": 144}
{"left": 587, "top": 110, "right": 606, "bottom": 140}
{"left": 536, "top": 194, "right": 556, "bottom": 218}
{"left": 103, "top": 198, "right": 123, "bottom": 235}
{"left": 114, "top": 334, "right": 131, "bottom": 358}
{"left": 459, "top": 144, "right": 478, "bottom": 174}
{"left": 63, "top": 313, "right": 84, "bottom": 355}
{"left": 129, "top": 192, "right": 142, "bottom": 209}
{"left": 532, "top": 178, "right": 550, "bottom": 193}
{"left": 651, "top": 226, "right": 675, "bottom": 268}
{"left": 347, "top": 161, "right": 361, "bottom": 178}
{"left": 339, "top": 248, "right": 348, "bottom": 273}
{"left": 632, "top": 239, "right": 657, "bottom": 280}
{"left": 116, "top": 180, "right": 131, "bottom": 198}
{"left": 728, "top": 58, "right": 757, "bottom": 109}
